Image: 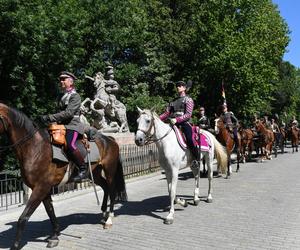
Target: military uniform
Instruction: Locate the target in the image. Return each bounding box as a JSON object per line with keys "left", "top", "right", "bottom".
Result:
{"left": 48, "top": 89, "right": 85, "bottom": 134}
{"left": 42, "top": 71, "right": 87, "bottom": 182}
{"left": 220, "top": 108, "right": 239, "bottom": 147}
{"left": 199, "top": 115, "right": 210, "bottom": 130}
{"left": 160, "top": 81, "right": 199, "bottom": 160}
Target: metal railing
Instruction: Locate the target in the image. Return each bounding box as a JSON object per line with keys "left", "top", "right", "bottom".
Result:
{"left": 0, "top": 143, "right": 160, "bottom": 209}
{"left": 0, "top": 173, "right": 23, "bottom": 210}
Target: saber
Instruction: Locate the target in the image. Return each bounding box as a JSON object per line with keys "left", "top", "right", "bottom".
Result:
{"left": 87, "top": 146, "right": 100, "bottom": 205}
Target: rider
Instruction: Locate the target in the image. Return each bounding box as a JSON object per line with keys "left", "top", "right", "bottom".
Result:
{"left": 41, "top": 71, "right": 87, "bottom": 182}
{"left": 220, "top": 104, "right": 239, "bottom": 147}
{"left": 159, "top": 80, "right": 199, "bottom": 164}
{"left": 198, "top": 107, "right": 210, "bottom": 130}
{"left": 271, "top": 118, "right": 281, "bottom": 146}
{"left": 290, "top": 116, "right": 298, "bottom": 128}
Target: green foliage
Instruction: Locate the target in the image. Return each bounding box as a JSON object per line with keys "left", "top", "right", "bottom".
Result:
{"left": 0, "top": 0, "right": 296, "bottom": 172}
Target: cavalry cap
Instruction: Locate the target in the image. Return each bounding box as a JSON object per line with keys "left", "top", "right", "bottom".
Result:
{"left": 59, "top": 71, "right": 77, "bottom": 80}
{"left": 199, "top": 107, "right": 205, "bottom": 111}
{"left": 175, "top": 81, "right": 186, "bottom": 87}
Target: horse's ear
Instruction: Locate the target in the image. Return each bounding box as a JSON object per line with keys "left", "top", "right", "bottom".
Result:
{"left": 150, "top": 107, "right": 155, "bottom": 112}
{"left": 137, "top": 106, "right": 143, "bottom": 114}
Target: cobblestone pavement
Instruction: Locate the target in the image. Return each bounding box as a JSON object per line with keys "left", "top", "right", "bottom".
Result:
{"left": 1, "top": 146, "right": 300, "bottom": 250}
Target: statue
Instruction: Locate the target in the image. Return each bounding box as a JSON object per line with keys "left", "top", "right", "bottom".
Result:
{"left": 81, "top": 66, "right": 129, "bottom": 133}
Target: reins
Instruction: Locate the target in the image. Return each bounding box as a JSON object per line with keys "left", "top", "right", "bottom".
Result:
{"left": 137, "top": 112, "right": 173, "bottom": 145}
{"left": 0, "top": 114, "right": 39, "bottom": 152}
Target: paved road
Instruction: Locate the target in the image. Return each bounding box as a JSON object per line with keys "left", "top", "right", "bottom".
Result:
{"left": 1, "top": 146, "right": 300, "bottom": 250}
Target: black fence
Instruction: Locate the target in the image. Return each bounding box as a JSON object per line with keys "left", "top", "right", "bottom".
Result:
{"left": 0, "top": 143, "right": 160, "bottom": 210}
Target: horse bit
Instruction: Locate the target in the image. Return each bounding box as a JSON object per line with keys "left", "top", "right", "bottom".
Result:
{"left": 137, "top": 112, "right": 173, "bottom": 145}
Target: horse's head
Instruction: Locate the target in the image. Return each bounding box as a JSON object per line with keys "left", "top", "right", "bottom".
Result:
{"left": 254, "top": 119, "right": 263, "bottom": 132}
{"left": 214, "top": 117, "right": 225, "bottom": 134}
{"left": 135, "top": 107, "right": 154, "bottom": 146}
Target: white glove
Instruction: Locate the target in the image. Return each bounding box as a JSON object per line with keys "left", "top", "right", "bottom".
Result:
{"left": 170, "top": 118, "right": 177, "bottom": 125}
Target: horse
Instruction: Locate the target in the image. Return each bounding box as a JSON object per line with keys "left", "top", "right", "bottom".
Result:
{"left": 240, "top": 128, "right": 254, "bottom": 163}
{"left": 254, "top": 119, "right": 274, "bottom": 160}
{"left": 289, "top": 125, "right": 299, "bottom": 153}
{"left": 214, "top": 118, "right": 241, "bottom": 177}
{"left": 0, "top": 103, "right": 127, "bottom": 250}
{"left": 135, "top": 108, "right": 227, "bottom": 225}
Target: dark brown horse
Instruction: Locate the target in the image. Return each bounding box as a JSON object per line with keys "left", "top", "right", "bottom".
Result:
{"left": 254, "top": 119, "right": 274, "bottom": 160}
{"left": 240, "top": 128, "right": 254, "bottom": 163}
{"left": 289, "top": 125, "right": 299, "bottom": 153}
{"left": 214, "top": 118, "right": 241, "bottom": 178}
{"left": 0, "top": 103, "right": 127, "bottom": 249}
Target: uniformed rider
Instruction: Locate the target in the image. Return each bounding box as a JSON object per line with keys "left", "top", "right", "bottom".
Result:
{"left": 160, "top": 80, "right": 199, "bottom": 164}
{"left": 220, "top": 104, "right": 239, "bottom": 147}
{"left": 41, "top": 71, "right": 87, "bottom": 182}
{"left": 198, "top": 107, "right": 210, "bottom": 130}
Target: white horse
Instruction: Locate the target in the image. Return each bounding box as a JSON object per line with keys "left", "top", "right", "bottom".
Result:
{"left": 135, "top": 108, "right": 227, "bottom": 224}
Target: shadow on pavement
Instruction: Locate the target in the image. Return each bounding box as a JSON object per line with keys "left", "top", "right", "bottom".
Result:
{"left": 0, "top": 195, "right": 186, "bottom": 249}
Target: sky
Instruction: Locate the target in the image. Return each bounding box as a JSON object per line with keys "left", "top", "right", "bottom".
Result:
{"left": 272, "top": 0, "right": 300, "bottom": 68}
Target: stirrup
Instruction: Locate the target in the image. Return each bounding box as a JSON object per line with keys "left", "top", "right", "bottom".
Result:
{"left": 73, "top": 170, "right": 88, "bottom": 182}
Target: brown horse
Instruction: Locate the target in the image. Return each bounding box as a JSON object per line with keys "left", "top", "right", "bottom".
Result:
{"left": 240, "top": 128, "right": 254, "bottom": 163}
{"left": 254, "top": 119, "right": 274, "bottom": 160}
{"left": 214, "top": 118, "right": 241, "bottom": 178}
{"left": 289, "top": 125, "right": 299, "bottom": 153}
{"left": 0, "top": 103, "right": 127, "bottom": 250}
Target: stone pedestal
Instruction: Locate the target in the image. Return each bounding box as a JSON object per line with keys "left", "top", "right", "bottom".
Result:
{"left": 103, "top": 132, "right": 135, "bottom": 145}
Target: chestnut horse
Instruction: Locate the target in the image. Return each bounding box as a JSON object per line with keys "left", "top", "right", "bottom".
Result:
{"left": 240, "top": 128, "right": 254, "bottom": 163}
{"left": 0, "top": 103, "right": 127, "bottom": 250}
{"left": 214, "top": 118, "right": 241, "bottom": 178}
{"left": 289, "top": 125, "right": 299, "bottom": 153}
{"left": 254, "top": 119, "right": 274, "bottom": 160}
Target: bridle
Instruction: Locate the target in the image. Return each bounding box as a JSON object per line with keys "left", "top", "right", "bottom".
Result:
{"left": 0, "top": 114, "right": 39, "bottom": 152}
{"left": 137, "top": 112, "right": 173, "bottom": 145}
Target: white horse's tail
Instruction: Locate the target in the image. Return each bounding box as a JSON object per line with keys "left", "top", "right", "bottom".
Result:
{"left": 211, "top": 135, "right": 228, "bottom": 174}
{"left": 201, "top": 130, "right": 227, "bottom": 174}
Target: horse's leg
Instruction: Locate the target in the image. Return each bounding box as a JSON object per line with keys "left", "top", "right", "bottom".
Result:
{"left": 191, "top": 158, "right": 201, "bottom": 206}
{"left": 95, "top": 175, "right": 109, "bottom": 223}
{"left": 236, "top": 147, "right": 240, "bottom": 172}
{"left": 226, "top": 152, "right": 231, "bottom": 179}
{"left": 11, "top": 187, "right": 48, "bottom": 250}
{"left": 206, "top": 154, "right": 213, "bottom": 203}
{"left": 43, "top": 194, "right": 60, "bottom": 248}
{"left": 104, "top": 182, "right": 116, "bottom": 229}
{"left": 164, "top": 168, "right": 179, "bottom": 225}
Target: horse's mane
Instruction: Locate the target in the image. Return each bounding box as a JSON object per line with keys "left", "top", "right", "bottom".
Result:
{"left": 7, "top": 106, "right": 49, "bottom": 139}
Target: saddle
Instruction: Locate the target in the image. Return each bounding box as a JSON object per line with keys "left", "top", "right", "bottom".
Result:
{"left": 172, "top": 125, "right": 211, "bottom": 152}
{"left": 51, "top": 140, "right": 101, "bottom": 164}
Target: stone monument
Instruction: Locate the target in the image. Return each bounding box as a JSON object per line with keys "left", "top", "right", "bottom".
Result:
{"left": 81, "top": 66, "right": 133, "bottom": 144}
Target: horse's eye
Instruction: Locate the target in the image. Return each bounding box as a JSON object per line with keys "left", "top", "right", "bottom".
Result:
{"left": 146, "top": 120, "right": 150, "bottom": 124}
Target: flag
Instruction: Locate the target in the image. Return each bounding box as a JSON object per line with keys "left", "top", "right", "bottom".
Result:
{"left": 221, "top": 79, "right": 227, "bottom": 105}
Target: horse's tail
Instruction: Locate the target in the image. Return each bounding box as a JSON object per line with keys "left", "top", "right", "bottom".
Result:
{"left": 114, "top": 157, "right": 128, "bottom": 202}
{"left": 211, "top": 135, "right": 228, "bottom": 174}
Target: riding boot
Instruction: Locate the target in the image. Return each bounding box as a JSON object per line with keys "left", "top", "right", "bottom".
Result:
{"left": 191, "top": 147, "right": 200, "bottom": 170}
{"left": 71, "top": 148, "right": 88, "bottom": 182}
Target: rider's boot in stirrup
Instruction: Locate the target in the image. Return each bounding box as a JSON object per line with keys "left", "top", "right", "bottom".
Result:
{"left": 72, "top": 149, "right": 88, "bottom": 182}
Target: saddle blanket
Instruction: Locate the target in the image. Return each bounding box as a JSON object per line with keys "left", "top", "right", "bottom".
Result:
{"left": 173, "top": 125, "right": 211, "bottom": 152}
{"left": 52, "top": 141, "right": 100, "bottom": 163}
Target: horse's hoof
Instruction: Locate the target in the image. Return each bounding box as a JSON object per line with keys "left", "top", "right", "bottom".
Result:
{"left": 164, "top": 218, "right": 173, "bottom": 225}
{"left": 183, "top": 200, "right": 188, "bottom": 207}
{"left": 206, "top": 198, "right": 213, "bottom": 203}
{"left": 103, "top": 223, "right": 112, "bottom": 229}
{"left": 47, "top": 239, "right": 59, "bottom": 248}
{"left": 225, "top": 175, "right": 231, "bottom": 179}
{"left": 193, "top": 199, "right": 200, "bottom": 206}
